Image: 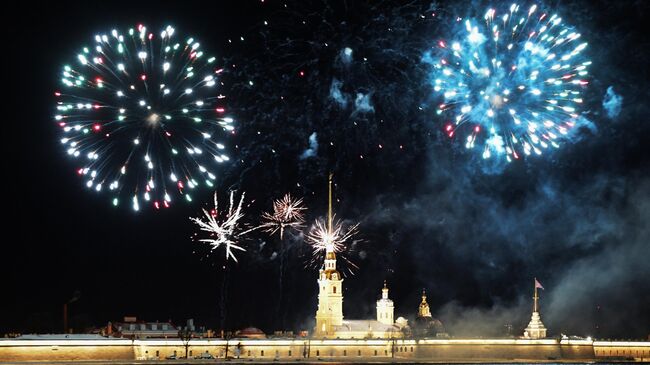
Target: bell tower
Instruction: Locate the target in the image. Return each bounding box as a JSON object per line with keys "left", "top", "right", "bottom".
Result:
{"left": 315, "top": 174, "right": 344, "bottom": 337}
{"left": 376, "top": 280, "right": 394, "bottom": 325}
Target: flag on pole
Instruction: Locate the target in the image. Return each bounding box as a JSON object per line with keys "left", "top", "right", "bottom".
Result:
{"left": 535, "top": 278, "right": 544, "bottom": 290}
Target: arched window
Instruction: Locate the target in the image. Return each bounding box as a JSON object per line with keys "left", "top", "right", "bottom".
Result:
{"left": 333, "top": 286, "right": 336, "bottom": 293}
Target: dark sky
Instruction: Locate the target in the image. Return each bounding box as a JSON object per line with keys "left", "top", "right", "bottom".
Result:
{"left": 4, "top": 0, "right": 650, "bottom": 339}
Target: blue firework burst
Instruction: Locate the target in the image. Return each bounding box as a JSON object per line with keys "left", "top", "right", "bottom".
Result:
{"left": 429, "top": 3, "right": 591, "bottom": 161}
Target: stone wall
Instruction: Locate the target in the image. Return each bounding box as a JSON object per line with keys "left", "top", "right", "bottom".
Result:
{"left": 593, "top": 341, "right": 650, "bottom": 361}
{"left": 0, "top": 344, "right": 133, "bottom": 361}
{"left": 1, "top": 337, "right": 647, "bottom": 362}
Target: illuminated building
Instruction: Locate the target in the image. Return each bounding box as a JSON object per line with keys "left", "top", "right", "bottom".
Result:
{"left": 314, "top": 175, "right": 405, "bottom": 339}
{"left": 413, "top": 290, "right": 446, "bottom": 337}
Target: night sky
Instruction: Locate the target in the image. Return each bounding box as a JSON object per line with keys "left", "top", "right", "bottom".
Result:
{"left": 4, "top": 0, "right": 649, "bottom": 339}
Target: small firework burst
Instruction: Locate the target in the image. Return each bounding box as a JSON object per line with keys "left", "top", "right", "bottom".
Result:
{"left": 259, "top": 193, "right": 307, "bottom": 239}
{"left": 306, "top": 216, "right": 360, "bottom": 275}
{"left": 190, "top": 191, "right": 251, "bottom": 262}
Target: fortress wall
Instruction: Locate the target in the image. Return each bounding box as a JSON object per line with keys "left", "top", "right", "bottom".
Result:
{"left": 306, "top": 340, "right": 391, "bottom": 359}
{"left": 593, "top": 341, "right": 650, "bottom": 361}
{"left": 398, "top": 339, "right": 593, "bottom": 360}
{"left": 0, "top": 344, "right": 134, "bottom": 361}
{"left": 2, "top": 338, "right": 649, "bottom": 362}
{"left": 137, "top": 339, "right": 393, "bottom": 360}
{"left": 131, "top": 339, "right": 594, "bottom": 361}
{"left": 559, "top": 343, "right": 595, "bottom": 359}
{"left": 413, "top": 344, "right": 561, "bottom": 360}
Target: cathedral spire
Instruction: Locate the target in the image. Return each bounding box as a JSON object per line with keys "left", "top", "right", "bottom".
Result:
{"left": 328, "top": 172, "right": 333, "bottom": 234}
{"left": 324, "top": 173, "right": 337, "bottom": 269}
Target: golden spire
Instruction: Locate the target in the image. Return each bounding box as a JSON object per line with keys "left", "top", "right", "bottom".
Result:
{"left": 324, "top": 172, "right": 336, "bottom": 260}
{"left": 328, "top": 172, "right": 333, "bottom": 232}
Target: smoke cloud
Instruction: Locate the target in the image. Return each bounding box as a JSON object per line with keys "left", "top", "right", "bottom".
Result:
{"left": 602, "top": 86, "right": 623, "bottom": 119}
{"left": 300, "top": 132, "right": 319, "bottom": 159}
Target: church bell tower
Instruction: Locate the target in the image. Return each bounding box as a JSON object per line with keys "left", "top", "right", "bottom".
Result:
{"left": 315, "top": 174, "right": 344, "bottom": 337}
{"left": 376, "top": 280, "right": 394, "bottom": 325}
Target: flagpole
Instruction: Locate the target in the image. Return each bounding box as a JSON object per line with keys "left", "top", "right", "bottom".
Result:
{"left": 533, "top": 278, "right": 539, "bottom": 313}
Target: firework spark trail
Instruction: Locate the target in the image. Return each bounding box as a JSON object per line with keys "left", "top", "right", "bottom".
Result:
{"left": 257, "top": 193, "right": 306, "bottom": 329}
{"left": 190, "top": 191, "right": 252, "bottom": 262}
{"left": 259, "top": 193, "right": 307, "bottom": 239}
{"left": 306, "top": 216, "right": 360, "bottom": 275}
{"left": 428, "top": 3, "right": 591, "bottom": 161}
{"left": 55, "top": 24, "right": 235, "bottom": 211}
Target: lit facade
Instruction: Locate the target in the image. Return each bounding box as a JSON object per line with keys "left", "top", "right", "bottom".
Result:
{"left": 376, "top": 281, "right": 394, "bottom": 325}
{"left": 315, "top": 251, "right": 344, "bottom": 336}
{"left": 2, "top": 337, "right": 648, "bottom": 362}
{"left": 313, "top": 246, "right": 404, "bottom": 339}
